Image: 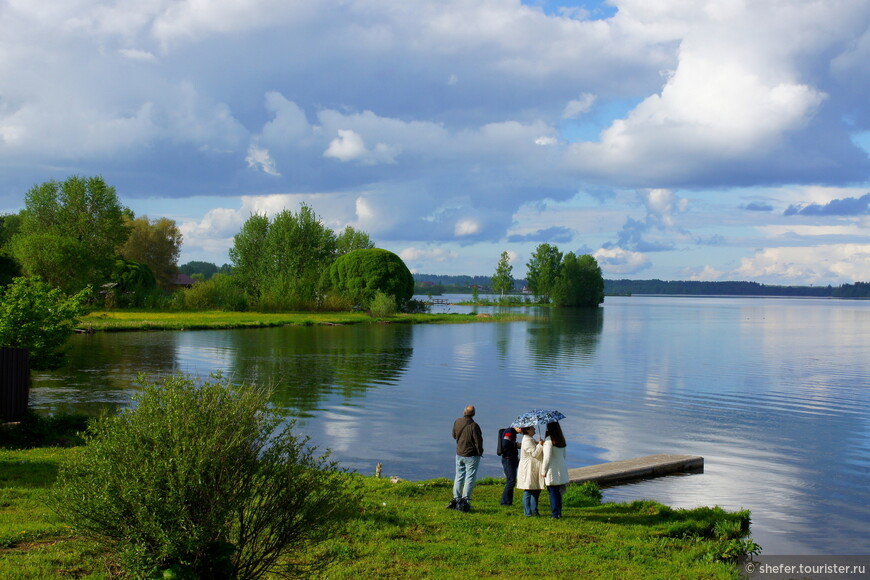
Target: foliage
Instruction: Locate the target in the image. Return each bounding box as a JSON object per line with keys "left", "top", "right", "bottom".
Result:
{"left": 178, "top": 273, "right": 248, "bottom": 311}
{"left": 179, "top": 261, "right": 228, "bottom": 281}
{"left": 402, "top": 298, "right": 431, "bottom": 314}
{"left": 369, "top": 291, "right": 398, "bottom": 317}
{"left": 0, "top": 410, "right": 90, "bottom": 449}
{"left": 563, "top": 481, "right": 603, "bottom": 507}
{"left": 11, "top": 176, "right": 130, "bottom": 293}
{"left": 228, "top": 212, "right": 270, "bottom": 300}
{"left": 104, "top": 258, "right": 158, "bottom": 308}
{"left": 526, "top": 243, "right": 563, "bottom": 302}
{"left": 119, "top": 216, "right": 183, "bottom": 289}
{"left": 230, "top": 205, "right": 343, "bottom": 310}
{"left": 327, "top": 248, "right": 414, "bottom": 309}
{"left": 335, "top": 225, "right": 375, "bottom": 256}
{"left": 50, "top": 373, "right": 362, "bottom": 579}
{"left": 0, "top": 276, "right": 90, "bottom": 369}
{"left": 491, "top": 251, "right": 514, "bottom": 296}
{"left": 552, "top": 252, "right": 605, "bottom": 307}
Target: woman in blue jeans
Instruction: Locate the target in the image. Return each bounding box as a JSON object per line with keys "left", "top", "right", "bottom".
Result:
{"left": 499, "top": 427, "right": 521, "bottom": 505}
{"left": 541, "top": 421, "right": 569, "bottom": 518}
{"left": 516, "top": 426, "right": 544, "bottom": 516}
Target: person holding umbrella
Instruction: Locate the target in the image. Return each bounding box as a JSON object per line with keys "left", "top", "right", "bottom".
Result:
{"left": 541, "top": 421, "right": 569, "bottom": 518}
{"left": 516, "top": 425, "right": 545, "bottom": 516}
{"left": 511, "top": 409, "right": 566, "bottom": 517}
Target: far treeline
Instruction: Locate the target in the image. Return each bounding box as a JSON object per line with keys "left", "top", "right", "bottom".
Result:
{"left": 415, "top": 276, "right": 870, "bottom": 298}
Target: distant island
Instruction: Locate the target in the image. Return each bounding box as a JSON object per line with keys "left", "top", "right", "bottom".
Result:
{"left": 413, "top": 274, "right": 870, "bottom": 299}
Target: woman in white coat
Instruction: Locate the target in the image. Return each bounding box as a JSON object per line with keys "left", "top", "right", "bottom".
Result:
{"left": 541, "top": 421, "right": 569, "bottom": 518}
{"left": 516, "top": 426, "right": 545, "bottom": 516}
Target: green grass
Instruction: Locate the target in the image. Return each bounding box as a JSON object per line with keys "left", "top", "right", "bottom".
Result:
{"left": 0, "top": 447, "right": 752, "bottom": 578}
{"left": 77, "top": 310, "right": 533, "bottom": 332}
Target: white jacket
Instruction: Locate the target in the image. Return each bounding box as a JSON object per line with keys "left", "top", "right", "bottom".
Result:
{"left": 517, "top": 436, "right": 545, "bottom": 490}
{"left": 541, "top": 438, "right": 569, "bottom": 486}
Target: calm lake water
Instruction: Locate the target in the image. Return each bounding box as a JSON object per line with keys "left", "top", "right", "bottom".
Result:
{"left": 30, "top": 296, "right": 870, "bottom": 556}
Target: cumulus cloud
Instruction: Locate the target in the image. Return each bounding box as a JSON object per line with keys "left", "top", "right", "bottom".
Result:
{"left": 736, "top": 244, "right": 870, "bottom": 284}
{"left": 593, "top": 246, "right": 651, "bottom": 275}
{"left": 399, "top": 247, "right": 459, "bottom": 263}
{"left": 562, "top": 93, "right": 596, "bottom": 119}
{"left": 245, "top": 144, "right": 280, "bottom": 176}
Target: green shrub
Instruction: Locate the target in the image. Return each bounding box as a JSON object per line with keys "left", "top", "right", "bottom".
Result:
{"left": 563, "top": 481, "right": 603, "bottom": 507}
{"left": 327, "top": 248, "right": 414, "bottom": 309}
{"left": 369, "top": 291, "right": 397, "bottom": 317}
{"left": 180, "top": 273, "right": 248, "bottom": 311}
{"left": 0, "top": 410, "right": 90, "bottom": 449}
{"left": 51, "top": 373, "right": 362, "bottom": 578}
{"left": 0, "top": 276, "right": 90, "bottom": 369}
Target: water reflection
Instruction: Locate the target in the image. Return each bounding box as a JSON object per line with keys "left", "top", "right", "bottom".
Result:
{"left": 223, "top": 324, "right": 413, "bottom": 415}
{"left": 527, "top": 307, "right": 603, "bottom": 369}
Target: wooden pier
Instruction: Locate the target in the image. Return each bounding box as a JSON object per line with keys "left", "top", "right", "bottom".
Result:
{"left": 568, "top": 454, "right": 704, "bottom": 487}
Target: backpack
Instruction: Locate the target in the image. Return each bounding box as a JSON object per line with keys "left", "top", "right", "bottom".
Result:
{"left": 496, "top": 428, "right": 514, "bottom": 456}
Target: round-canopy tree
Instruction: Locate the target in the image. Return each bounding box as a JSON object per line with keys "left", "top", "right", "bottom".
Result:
{"left": 327, "top": 248, "right": 414, "bottom": 309}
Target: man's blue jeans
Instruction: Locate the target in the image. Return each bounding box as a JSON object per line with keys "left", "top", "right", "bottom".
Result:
{"left": 453, "top": 455, "right": 481, "bottom": 499}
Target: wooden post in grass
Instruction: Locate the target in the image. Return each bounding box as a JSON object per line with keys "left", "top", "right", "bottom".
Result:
{"left": 0, "top": 348, "right": 30, "bottom": 422}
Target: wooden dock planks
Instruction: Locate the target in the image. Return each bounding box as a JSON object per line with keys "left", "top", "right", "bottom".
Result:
{"left": 568, "top": 453, "right": 704, "bottom": 486}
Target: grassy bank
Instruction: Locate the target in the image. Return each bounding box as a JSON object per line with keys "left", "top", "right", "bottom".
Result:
{"left": 77, "top": 310, "right": 533, "bottom": 332}
{"left": 1, "top": 446, "right": 751, "bottom": 579}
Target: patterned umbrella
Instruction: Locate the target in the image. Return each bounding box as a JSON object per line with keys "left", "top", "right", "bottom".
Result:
{"left": 510, "top": 409, "right": 566, "bottom": 428}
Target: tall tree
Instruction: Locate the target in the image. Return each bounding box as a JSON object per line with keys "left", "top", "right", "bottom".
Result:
{"left": 119, "top": 216, "right": 183, "bottom": 289}
{"left": 526, "top": 243, "right": 563, "bottom": 303}
{"left": 491, "top": 251, "right": 514, "bottom": 297}
{"left": 335, "top": 225, "right": 375, "bottom": 256}
{"left": 229, "top": 212, "right": 270, "bottom": 300}
{"left": 12, "top": 176, "right": 130, "bottom": 292}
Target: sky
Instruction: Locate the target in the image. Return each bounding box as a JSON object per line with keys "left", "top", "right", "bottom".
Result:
{"left": 1, "top": 0, "right": 869, "bottom": 285}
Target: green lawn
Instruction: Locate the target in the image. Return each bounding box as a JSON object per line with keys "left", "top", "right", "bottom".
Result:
{"left": 0, "top": 447, "right": 750, "bottom": 579}
{"left": 77, "top": 310, "right": 532, "bottom": 332}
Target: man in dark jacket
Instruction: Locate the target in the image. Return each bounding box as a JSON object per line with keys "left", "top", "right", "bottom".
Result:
{"left": 449, "top": 405, "right": 484, "bottom": 512}
{"left": 498, "top": 427, "right": 521, "bottom": 506}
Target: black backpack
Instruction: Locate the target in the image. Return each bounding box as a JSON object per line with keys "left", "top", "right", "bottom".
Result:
{"left": 496, "top": 428, "right": 513, "bottom": 456}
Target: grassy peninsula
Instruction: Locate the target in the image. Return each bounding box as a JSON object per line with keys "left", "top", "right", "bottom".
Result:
{"left": 1, "top": 445, "right": 752, "bottom": 579}
{"left": 77, "top": 309, "right": 533, "bottom": 332}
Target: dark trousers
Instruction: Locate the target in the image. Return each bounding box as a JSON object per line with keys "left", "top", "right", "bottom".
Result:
{"left": 500, "top": 455, "right": 519, "bottom": 505}
{"left": 547, "top": 484, "right": 564, "bottom": 518}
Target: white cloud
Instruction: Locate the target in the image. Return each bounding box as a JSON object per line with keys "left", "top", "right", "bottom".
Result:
{"left": 562, "top": 93, "right": 596, "bottom": 119}
{"left": 593, "top": 246, "right": 650, "bottom": 274}
{"left": 399, "top": 247, "right": 459, "bottom": 262}
{"left": 454, "top": 219, "right": 480, "bottom": 237}
{"left": 245, "top": 144, "right": 280, "bottom": 176}
{"left": 323, "top": 129, "right": 398, "bottom": 165}
{"left": 736, "top": 244, "right": 870, "bottom": 284}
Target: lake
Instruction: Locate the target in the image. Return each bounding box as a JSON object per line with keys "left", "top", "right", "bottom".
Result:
{"left": 30, "top": 295, "right": 870, "bottom": 556}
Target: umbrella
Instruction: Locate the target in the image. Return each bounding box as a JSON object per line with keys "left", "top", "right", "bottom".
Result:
{"left": 510, "top": 409, "right": 566, "bottom": 428}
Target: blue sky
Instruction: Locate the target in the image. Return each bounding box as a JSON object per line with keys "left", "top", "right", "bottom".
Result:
{"left": 1, "top": 0, "right": 868, "bottom": 284}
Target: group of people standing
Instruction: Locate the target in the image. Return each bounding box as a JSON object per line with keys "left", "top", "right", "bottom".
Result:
{"left": 449, "top": 405, "right": 569, "bottom": 517}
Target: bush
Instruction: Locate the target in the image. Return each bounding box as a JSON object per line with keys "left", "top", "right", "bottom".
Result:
{"left": 563, "top": 481, "right": 603, "bottom": 508}
{"left": 0, "top": 276, "right": 90, "bottom": 369}
{"left": 0, "top": 410, "right": 90, "bottom": 449}
{"left": 180, "top": 273, "right": 248, "bottom": 311}
{"left": 51, "top": 373, "right": 362, "bottom": 578}
{"left": 327, "top": 249, "right": 414, "bottom": 309}
{"left": 369, "top": 291, "right": 397, "bottom": 317}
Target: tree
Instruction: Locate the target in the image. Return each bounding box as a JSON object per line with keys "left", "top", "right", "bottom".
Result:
{"left": 327, "top": 248, "right": 414, "bottom": 309}
{"left": 491, "top": 251, "right": 514, "bottom": 297}
{"left": 229, "top": 212, "right": 270, "bottom": 301}
{"left": 12, "top": 176, "right": 130, "bottom": 292}
{"left": 51, "top": 373, "right": 361, "bottom": 578}
{"left": 0, "top": 276, "right": 90, "bottom": 369}
{"left": 119, "top": 216, "right": 183, "bottom": 289}
{"left": 106, "top": 259, "right": 158, "bottom": 307}
{"left": 526, "top": 243, "right": 563, "bottom": 303}
{"left": 551, "top": 252, "right": 604, "bottom": 307}
{"left": 180, "top": 261, "right": 220, "bottom": 280}
{"left": 335, "top": 225, "right": 375, "bottom": 256}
